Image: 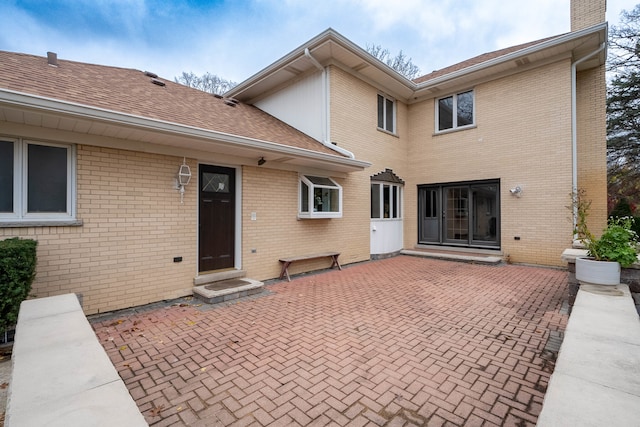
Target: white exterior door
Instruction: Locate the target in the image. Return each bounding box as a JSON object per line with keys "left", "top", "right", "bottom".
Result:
{"left": 370, "top": 179, "right": 404, "bottom": 256}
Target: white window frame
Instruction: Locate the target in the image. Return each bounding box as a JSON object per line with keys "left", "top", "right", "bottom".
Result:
{"left": 298, "top": 175, "right": 342, "bottom": 219}
{"left": 371, "top": 182, "right": 403, "bottom": 219}
{"left": 0, "top": 138, "right": 77, "bottom": 224}
{"left": 435, "top": 89, "right": 475, "bottom": 133}
{"left": 377, "top": 93, "right": 396, "bottom": 134}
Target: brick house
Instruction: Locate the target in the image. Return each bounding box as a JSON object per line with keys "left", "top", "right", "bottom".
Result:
{"left": 0, "top": 0, "right": 607, "bottom": 314}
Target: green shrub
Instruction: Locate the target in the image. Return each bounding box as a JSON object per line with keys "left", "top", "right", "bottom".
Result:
{"left": 588, "top": 217, "right": 639, "bottom": 267}
{"left": 0, "top": 238, "right": 37, "bottom": 331}
{"left": 572, "top": 190, "right": 639, "bottom": 267}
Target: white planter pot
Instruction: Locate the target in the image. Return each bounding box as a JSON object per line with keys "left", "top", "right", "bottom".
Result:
{"left": 575, "top": 256, "right": 621, "bottom": 285}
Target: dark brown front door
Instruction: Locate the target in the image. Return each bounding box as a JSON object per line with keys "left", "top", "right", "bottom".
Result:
{"left": 199, "top": 165, "right": 235, "bottom": 272}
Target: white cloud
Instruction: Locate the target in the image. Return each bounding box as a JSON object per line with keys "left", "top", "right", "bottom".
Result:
{"left": 1, "top": 0, "right": 633, "bottom": 84}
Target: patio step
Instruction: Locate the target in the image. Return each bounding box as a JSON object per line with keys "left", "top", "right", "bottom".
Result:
{"left": 194, "top": 269, "right": 247, "bottom": 286}
{"left": 401, "top": 248, "right": 503, "bottom": 265}
{"left": 193, "top": 277, "right": 264, "bottom": 304}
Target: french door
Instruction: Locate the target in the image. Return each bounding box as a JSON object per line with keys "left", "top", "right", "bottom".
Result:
{"left": 418, "top": 180, "right": 499, "bottom": 248}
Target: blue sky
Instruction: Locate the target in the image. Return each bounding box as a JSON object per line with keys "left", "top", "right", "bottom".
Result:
{"left": 1, "top": 0, "right": 636, "bottom": 84}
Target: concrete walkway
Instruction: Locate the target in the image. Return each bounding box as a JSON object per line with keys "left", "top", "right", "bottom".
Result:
{"left": 538, "top": 283, "right": 640, "bottom": 426}
{"left": 91, "top": 256, "right": 568, "bottom": 426}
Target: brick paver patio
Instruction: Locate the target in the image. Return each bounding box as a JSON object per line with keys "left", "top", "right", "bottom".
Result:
{"left": 92, "top": 256, "right": 568, "bottom": 426}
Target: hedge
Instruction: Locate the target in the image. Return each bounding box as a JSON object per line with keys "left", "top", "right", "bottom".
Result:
{"left": 0, "top": 238, "right": 37, "bottom": 331}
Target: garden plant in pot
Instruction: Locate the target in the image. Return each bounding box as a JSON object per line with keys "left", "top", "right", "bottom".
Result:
{"left": 571, "top": 190, "right": 639, "bottom": 285}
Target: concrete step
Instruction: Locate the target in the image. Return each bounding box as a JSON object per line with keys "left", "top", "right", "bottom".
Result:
{"left": 401, "top": 249, "right": 503, "bottom": 265}
{"left": 193, "top": 278, "right": 264, "bottom": 304}
{"left": 194, "top": 269, "right": 247, "bottom": 286}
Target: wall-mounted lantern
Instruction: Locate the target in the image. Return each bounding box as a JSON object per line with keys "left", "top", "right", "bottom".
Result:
{"left": 177, "top": 158, "right": 191, "bottom": 204}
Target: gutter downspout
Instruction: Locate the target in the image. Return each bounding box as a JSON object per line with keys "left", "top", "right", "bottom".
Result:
{"left": 304, "top": 47, "right": 356, "bottom": 159}
{"left": 571, "top": 42, "right": 606, "bottom": 230}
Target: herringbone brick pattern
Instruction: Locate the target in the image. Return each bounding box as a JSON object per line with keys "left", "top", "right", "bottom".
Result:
{"left": 92, "top": 256, "right": 567, "bottom": 426}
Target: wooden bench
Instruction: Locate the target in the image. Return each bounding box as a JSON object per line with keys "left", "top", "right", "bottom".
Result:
{"left": 279, "top": 252, "right": 342, "bottom": 281}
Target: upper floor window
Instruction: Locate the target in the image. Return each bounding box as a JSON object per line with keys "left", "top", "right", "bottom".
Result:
{"left": 298, "top": 175, "right": 342, "bottom": 219}
{"left": 437, "top": 90, "right": 474, "bottom": 132}
{"left": 0, "top": 138, "right": 76, "bottom": 223}
{"left": 377, "top": 94, "right": 395, "bottom": 133}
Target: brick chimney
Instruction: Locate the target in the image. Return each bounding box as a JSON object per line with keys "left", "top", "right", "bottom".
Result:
{"left": 571, "top": 0, "right": 607, "bottom": 31}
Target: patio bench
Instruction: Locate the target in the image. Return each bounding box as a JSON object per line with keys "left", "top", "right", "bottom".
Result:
{"left": 279, "top": 252, "right": 342, "bottom": 281}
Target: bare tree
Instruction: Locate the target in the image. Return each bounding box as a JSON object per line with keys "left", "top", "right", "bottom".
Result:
{"left": 366, "top": 44, "right": 421, "bottom": 80}
{"left": 608, "top": 5, "right": 640, "bottom": 72}
{"left": 175, "top": 72, "right": 237, "bottom": 95}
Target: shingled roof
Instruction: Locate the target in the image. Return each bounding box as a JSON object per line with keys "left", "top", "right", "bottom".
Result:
{"left": 0, "top": 51, "right": 342, "bottom": 157}
{"left": 413, "top": 35, "right": 559, "bottom": 84}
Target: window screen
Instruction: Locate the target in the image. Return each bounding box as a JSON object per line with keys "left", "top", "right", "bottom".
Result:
{"left": 27, "top": 144, "right": 67, "bottom": 213}
{"left": 0, "top": 141, "right": 13, "bottom": 213}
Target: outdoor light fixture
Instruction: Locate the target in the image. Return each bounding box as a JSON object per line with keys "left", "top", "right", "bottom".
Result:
{"left": 258, "top": 157, "right": 266, "bottom": 166}
{"left": 509, "top": 185, "right": 523, "bottom": 197}
{"left": 177, "top": 157, "right": 192, "bottom": 204}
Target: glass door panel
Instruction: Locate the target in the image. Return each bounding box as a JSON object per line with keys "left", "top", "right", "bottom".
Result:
{"left": 445, "top": 187, "right": 469, "bottom": 243}
{"left": 471, "top": 184, "right": 499, "bottom": 245}
{"left": 419, "top": 187, "right": 440, "bottom": 243}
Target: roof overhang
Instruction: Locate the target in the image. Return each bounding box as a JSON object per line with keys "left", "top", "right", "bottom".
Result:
{"left": 227, "top": 24, "right": 608, "bottom": 105}
{"left": 0, "top": 88, "right": 370, "bottom": 174}
{"left": 226, "top": 28, "right": 417, "bottom": 103}
{"left": 411, "top": 22, "right": 608, "bottom": 102}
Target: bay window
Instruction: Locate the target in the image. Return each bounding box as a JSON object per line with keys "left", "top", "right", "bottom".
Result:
{"left": 371, "top": 182, "right": 402, "bottom": 219}
{"left": 299, "top": 175, "right": 342, "bottom": 219}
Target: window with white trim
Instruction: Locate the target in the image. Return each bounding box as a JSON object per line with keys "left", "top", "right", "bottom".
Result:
{"left": 436, "top": 90, "right": 474, "bottom": 132}
{"left": 0, "top": 138, "right": 76, "bottom": 222}
{"left": 299, "top": 175, "right": 342, "bottom": 219}
{"left": 377, "top": 94, "right": 395, "bottom": 133}
{"left": 371, "top": 182, "right": 402, "bottom": 219}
